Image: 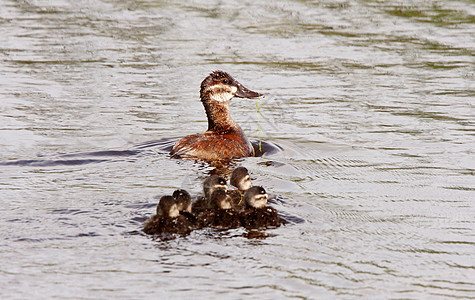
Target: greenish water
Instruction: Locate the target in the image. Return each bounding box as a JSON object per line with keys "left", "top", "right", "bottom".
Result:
{"left": 1, "top": 0, "right": 474, "bottom": 298}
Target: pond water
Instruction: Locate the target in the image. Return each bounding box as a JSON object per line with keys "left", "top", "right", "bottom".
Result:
{"left": 1, "top": 0, "right": 474, "bottom": 298}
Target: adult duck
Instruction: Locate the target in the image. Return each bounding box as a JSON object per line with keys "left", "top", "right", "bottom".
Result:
{"left": 170, "top": 71, "right": 262, "bottom": 162}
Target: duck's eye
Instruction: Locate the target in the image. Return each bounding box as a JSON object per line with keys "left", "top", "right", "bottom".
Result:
{"left": 222, "top": 79, "right": 229, "bottom": 84}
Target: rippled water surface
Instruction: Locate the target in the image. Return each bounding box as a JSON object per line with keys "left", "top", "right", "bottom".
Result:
{"left": 1, "top": 0, "right": 474, "bottom": 298}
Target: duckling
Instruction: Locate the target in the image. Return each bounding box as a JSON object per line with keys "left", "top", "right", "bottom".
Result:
{"left": 157, "top": 195, "right": 180, "bottom": 217}
{"left": 172, "top": 188, "right": 199, "bottom": 224}
{"left": 209, "top": 189, "right": 232, "bottom": 210}
{"left": 239, "top": 186, "right": 285, "bottom": 229}
{"left": 173, "top": 189, "right": 192, "bottom": 213}
{"left": 230, "top": 167, "right": 252, "bottom": 191}
{"left": 227, "top": 166, "right": 252, "bottom": 209}
{"left": 244, "top": 186, "right": 268, "bottom": 209}
{"left": 198, "top": 189, "right": 241, "bottom": 229}
{"left": 143, "top": 196, "right": 195, "bottom": 236}
{"left": 170, "top": 71, "right": 262, "bottom": 162}
{"left": 192, "top": 174, "right": 227, "bottom": 214}
{"left": 204, "top": 175, "right": 228, "bottom": 199}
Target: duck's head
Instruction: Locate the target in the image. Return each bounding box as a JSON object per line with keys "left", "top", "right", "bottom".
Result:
{"left": 200, "top": 71, "right": 262, "bottom": 103}
{"left": 230, "top": 166, "right": 252, "bottom": 192}
{"left": 203, "top": 174, "right": 228, "bottom": 200}
{"left": 157, "top": 195, "right": 180, "bottom": 218}
{"left": 172, "top": 189, "right": 192, "bottom": 213}
{"left": 210, "top": 189, "right": 232, "bottom": 210}
{"left": 244, "top": 186, "right": 268, "bottom": 209}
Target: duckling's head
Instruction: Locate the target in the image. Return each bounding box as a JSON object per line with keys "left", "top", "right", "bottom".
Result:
{"left": 157, "top": 195, "right": 180, "bottom": 218}
{"left": 244, "top": 186, "right": 268, "bottom": 209}
{"left": 230, "top": 166, "right": 252, "bottom": 192}
{"left": 172, "top": 189, "right": 192, "bottom": 213}
{"left": 200, "top": 70, "right": 262, "bottom": 103}
{"left": 210, "top": 189, "right": 232, "bottom": 210}
{"left": 203, "top": 174, "right": 228, "bottom": 200}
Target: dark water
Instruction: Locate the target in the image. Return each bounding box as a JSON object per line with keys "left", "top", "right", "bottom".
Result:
{"left": 1, "top": 0, "right": 474, "bottom": 298}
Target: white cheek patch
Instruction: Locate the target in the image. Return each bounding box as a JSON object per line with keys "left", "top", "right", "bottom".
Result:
{"left": 186, "top": 203, "right": 192, "bottom": 213}
{"left": 240, "top": 176, "right": 252, "bottom": 190}
{"left": 221, "top": 201, "right": 232, "bottom": 210}
{"left": 254, "top": 194, "right": 268, "bottom": 208}
{"left": 169, "top": 204, "right": 180, "bottom": 218}
{"left": 207, "top": 84, "right": 236, "bottom": 102}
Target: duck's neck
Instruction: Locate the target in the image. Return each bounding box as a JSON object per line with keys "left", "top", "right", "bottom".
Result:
{"left": 202, "top": 100, "right": 240, "bottom": 133}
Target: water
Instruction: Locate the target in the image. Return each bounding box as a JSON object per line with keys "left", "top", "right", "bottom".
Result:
{"left": 1, "top": 0, "right": 474, "bottom": 298}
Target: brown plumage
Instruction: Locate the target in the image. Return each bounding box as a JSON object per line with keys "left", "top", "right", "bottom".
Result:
{"left": 192, "top": 174, "right": 228, "bottom": 215}
{"left": 143, "top": 195, "right": 199, "bottom": 236}
{"left": 200, "top": 209, "right": 241, "bottom": 229}
{"left": 170, "top": 71, "right": 262, "bottom": 162}
{"left": 173, "top": 189, "right": 192, "bottom": 213}
{"left": 227, "top": 189, "right": 245, "bottom": 210}
{"left": 239, "top": 186, "right": 286, "bottom": 229}
{"left": 197, "top": 189, "right": 241, "bottom": 229}
{"left": 227, "top": 166, "right": 252, "bottom": 210}
{"left": 239, "top": 207, "right": 285, "bottom": 230}
{"left": 143, "top": 215, "right": 195, "bottom": 236}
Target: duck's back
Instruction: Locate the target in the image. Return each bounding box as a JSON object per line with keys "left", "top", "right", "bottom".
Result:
{"left": 199, "top": 208, "right": 241, "bottom": 229}
{"left": 170, "top": 130, "right": 254, "bottom": 161}
{"left": 143, "top": 215, "right": 193, "bottom": 235}
{"left": 239, "top": 207, "right": 285, "bottom": 229}
{"left": 227, "top": 189, "right": 246, "bottom": 210}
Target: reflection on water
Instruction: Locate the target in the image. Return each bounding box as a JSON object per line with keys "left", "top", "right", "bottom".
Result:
{"left": 1, "top": 0, "right": 474, "bottom": 298}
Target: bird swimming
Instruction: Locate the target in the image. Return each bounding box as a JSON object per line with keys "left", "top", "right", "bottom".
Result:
{"left": 198, "top": 188, "right": 241, "bottom": 229}
{"left": 227, "top": 166, "right": 252, "bottom": 209}
{"left": 191, "top": 174, "right": 228, "bottom": 214}
{"left": 173, "top": 189, "right": 192, "bottom": 213}
{"left": 239, "top": 186, "right": 285, "bottom": 229}
{"left": 170, "top": 71, "right": 263, "bottom": 162}
{"left": 143, "top": 195, "right": 196, "bottom": 236}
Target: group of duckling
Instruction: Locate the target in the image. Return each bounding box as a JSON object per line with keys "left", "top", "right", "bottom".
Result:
{"left": 143, "top": 167, "right": 285, "bottom": 236}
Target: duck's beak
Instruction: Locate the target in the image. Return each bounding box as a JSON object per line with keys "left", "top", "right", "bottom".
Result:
{"left": 235, "top": 82, "right": 263, "bottom": 98}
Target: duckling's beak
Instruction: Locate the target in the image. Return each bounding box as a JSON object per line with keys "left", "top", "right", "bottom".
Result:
{"left": 235, "top": 82, "right": 262, "bottom": 99}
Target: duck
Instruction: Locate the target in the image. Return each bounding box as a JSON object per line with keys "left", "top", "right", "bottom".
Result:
{"left": 198, "top": 189, "right": 241, "bottom": 229}
{"left": 157, "top": 195, "right": 180, "bottom": 217}
{"left": 172, "top": 189, "right": 192, "bottom": 213}
{"left": 239, "top": 186, "right": 285, "bottom": 229}
{"left": 191, "top": 174, "right": 228, "bottom": 214}
{"left": 203, "top": 174, "right": 228, "bottom": 200}
{"left": 230, "top": 167, "right": 252, "bottom": 191}
{"left": 170, "top": 71, "right": 263, "bottom": 162}
{"left": 143, "top": 195, "right": 196, "bottom": 236}
{"left": 227, "top": 166, "right": 252, "bottom": 209}
{"left": 172, "top": 188, "right": 200, "bottom": 224}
